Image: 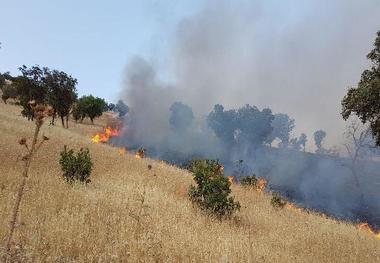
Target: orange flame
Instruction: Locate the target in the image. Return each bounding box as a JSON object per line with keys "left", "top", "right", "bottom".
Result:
{"left": 118, "top": 147, "right": 126, "bottom": 156}
{"left": 91, "top": 127, "right": 119, "bottom": 144}
{"left": 135, "top": 148, "right": 145, "bottom": 159}
{"left": 286, "top": 203, "right": 302, "bottom": 213}
{"left": 357, "top": 223, "right": 380, "bottom": 239}
{"left": 256, "top": 178, "right": 268, "bottom": 193}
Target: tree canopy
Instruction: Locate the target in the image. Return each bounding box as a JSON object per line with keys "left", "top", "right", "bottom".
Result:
{"left": 169, "top": 101, "right": 194, "bottom": 132}
{"left": 14, "top": 66, "right": 47, "bottom": 120}
{"left": 207, "top": 104, "right": 274, "bottom": 150}
{"left": 290, "top": 133, "right": 307, "bottom": 151}
{"left": 115, "top": 99, "right": 129, "bottom": 117}
{"left": 44, "top": 68, "right": 78, "bottom": 127}
{"left": 270, "top": 113, "right": 295, "bottom": 147}
{"left": 236, "top": 104, "right": 274, "bottom": 147}
{"left": 77, "top": 95, "right": 107, "bottom": 123}
{"left": 342, "top": 31, "right": 380, "bottom": 145}
{"left": 313, "top": 130, "right": 326, "bottom": 153}
{"left": 207, "top": 104, "right": 239, "bottom": 147}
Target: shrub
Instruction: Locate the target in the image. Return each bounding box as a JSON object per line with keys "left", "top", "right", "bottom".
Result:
{"left": 188, "top": 159, "right": 240, "bottom": 218}
{"left": 240, "top": 175, "right": 258, "bottom": 187}
{"left": 59, "top": 146, "right": 93, "bottom": 184}
{"left": 271, "top": 193, "right": 286, "bottom": 208}
{"left": 1, "top": 85, "right": 18, "bottom": 103}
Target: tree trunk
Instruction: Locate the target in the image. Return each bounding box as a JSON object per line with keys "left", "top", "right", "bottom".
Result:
{"left": 65, "top": 115, "right": 69, "bottom": 128}
{"left": 61, "top": 116, "right": 65, "bottom": 127}
{"left": 90, "top": 118, "right": 94, "bottom": 124}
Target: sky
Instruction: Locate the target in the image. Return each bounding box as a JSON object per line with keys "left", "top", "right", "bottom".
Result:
{"left": 1, "top": 0, "right": 380, "bottom": 149}
{"left": 0, "top": 0, "right": 203, "bottom": 101}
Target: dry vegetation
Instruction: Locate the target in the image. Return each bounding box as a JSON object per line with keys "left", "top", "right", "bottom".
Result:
{"left": 0, "top": 101, "right": 379, "bottom": 262}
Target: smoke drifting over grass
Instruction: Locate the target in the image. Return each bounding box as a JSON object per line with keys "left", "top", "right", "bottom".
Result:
{"left": 118, "top": 1, "right": 380, "bottom": 227}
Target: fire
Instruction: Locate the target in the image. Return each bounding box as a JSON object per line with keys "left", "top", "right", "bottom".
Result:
{"left": 227, "top": 176, "right": 233, "bottom": 185}
{"left": 256, "top": 178, "right": 268, "bottom": 193}
{"left": 285, "top": 203, "right": 302, "bottom": 213}
{"left": 91, "top": 127, "right": 119, "bottom": 144}
{"left": 135, "top": 148, "right": 145, "bottom": 159}
{"left": 118, "top": 147, "right": 126, "bottom": 156}
{"left": 357, "top": 223, "right": 380, "bottom": 239}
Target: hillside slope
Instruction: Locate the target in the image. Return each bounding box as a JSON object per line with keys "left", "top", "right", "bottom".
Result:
{"left": 0, "top": 102, "right": 379, "bottom": 262}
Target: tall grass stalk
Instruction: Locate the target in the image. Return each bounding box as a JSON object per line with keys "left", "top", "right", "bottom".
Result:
{"left": 4, "top": 102, "right": 52, "bottom": 257}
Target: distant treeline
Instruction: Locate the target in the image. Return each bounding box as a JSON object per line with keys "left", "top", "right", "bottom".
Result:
{"left": 0, "top": 66, "right": 129, "bottom": 127}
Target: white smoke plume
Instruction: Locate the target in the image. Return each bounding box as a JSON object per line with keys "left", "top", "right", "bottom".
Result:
{"left": 117, "top": 1, "right": 380, "bottom": 227}
{"left": 122, "top": 0, "right": 380, "bottom": 150}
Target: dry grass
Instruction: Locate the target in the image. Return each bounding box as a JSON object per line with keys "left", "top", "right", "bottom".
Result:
{"left": 0, "top": 101, "right": 379, "bottom": 262}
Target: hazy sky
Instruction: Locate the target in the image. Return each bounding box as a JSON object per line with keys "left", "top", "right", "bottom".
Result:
{"left": 0, "top": 0, "right": 203, "bottom": 100}
{"left": 1, "top": 1, "right": 380, "bottom": 148}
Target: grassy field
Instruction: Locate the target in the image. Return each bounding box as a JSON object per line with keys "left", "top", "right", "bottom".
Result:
{"left": 0, "top": 101, "right": 379, "bottom": 262}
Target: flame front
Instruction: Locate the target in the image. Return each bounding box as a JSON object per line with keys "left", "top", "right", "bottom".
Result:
{"left": 135, "top": 148, "right": 145, "bottom": 159}
{"left": 357, "top": 223, "right": 380, "bottom": 240}
{"left": 286, "top": 203, "right": 302, "bottom": 213}
{"left": 91, "top": 127, "right": 119, "bottom": 144}
{"left": 256, "top": 178, "right": 268, "bottom": 193}
{"left": 118, "top": 147, "right": 126, "bottom": 155}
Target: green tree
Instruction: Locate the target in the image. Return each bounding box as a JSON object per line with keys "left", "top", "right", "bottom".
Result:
{"left": 44, "top": 68, "right": 78, "bottom": 128}
{"left": 14, "top": 66, "right": 47, "bottom": 120}
{"left": 169, "top": 101, "right": 194, "bottom": 132}
{"left": 79, "top": 95, "right": 107, "bottom": 124}
{"left": 313, "top": 130, "right": 326, "bottom": 154}
{"left": 342, "top": 31, "right": 380, "bottom": 145}
{"left": 107, "top": 102, "right": 116, "bottom": 112}
{"left": 115, "top": 99, "right": 129, "bottom": 117}
{"left": 207, "top": 104, "right": 238, "bottom": 148}
{"left": 270, "top": 113, "right": 295, "bottom": 147}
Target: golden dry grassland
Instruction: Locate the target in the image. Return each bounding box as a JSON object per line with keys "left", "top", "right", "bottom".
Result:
{"left": 0, "top": 101, "right": 379, "bottom": 262}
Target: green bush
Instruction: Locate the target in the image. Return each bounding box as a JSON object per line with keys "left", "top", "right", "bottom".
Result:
{"left": 59, "top": 146, "right": 93, "bottom": 184}
{"left": 188, "top": 159, "right": 240, "bottom": 218}
{"left": 271, "top": 193, "right": 286, "bottom": 208}
{"left": 240, "top": 175, "right": 258, "bottom": 187}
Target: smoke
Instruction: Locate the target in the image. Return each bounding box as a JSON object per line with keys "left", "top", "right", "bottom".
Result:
{"left": 122, "top": 57, "right": 174, "bottom": 146}
{"left": 171, "top": 0, "right": 380, "bottom": 149}
{"left": 122, "top": 0, "right": 380, "bottom": 149}
{"left": 119, "top": 56, "right": 223, "bottom": 158}
{"left": 118, "top": 1, "right": 380, "bottom": 227}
